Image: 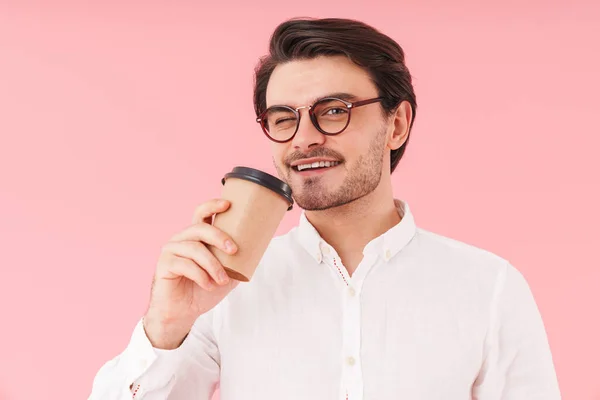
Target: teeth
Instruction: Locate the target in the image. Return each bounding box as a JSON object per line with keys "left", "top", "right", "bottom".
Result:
{"left": 296, "top": 161, "right": 339, "bottom": 171}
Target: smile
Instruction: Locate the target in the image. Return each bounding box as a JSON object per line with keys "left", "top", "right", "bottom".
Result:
{"left": 293, "top": 161, "right": 341, "bottom": 171}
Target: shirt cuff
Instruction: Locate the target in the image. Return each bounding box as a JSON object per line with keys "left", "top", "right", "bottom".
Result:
{"left": 121, "top": 318, "right": 186, "bottom": 395}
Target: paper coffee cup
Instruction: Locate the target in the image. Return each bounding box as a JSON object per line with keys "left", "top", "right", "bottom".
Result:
{"left": 208, "top": 166, "right": 293, "bottom": 282}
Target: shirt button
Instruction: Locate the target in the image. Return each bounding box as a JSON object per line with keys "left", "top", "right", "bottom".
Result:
{"left": 346, "top": 356, "right": 356, "bottom": 366}
{"left": 348, "top": 287, "right": 356, "bottom": 297}
{"left": 322, "top": 245, "right": 330, "bottom": 255}
{"left": 385, "top": 248, "right": 392, "bottom": 260}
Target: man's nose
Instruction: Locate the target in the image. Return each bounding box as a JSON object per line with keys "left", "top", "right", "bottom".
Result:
{"left": 291, "top": 109, "right": 326, "bottom": 152}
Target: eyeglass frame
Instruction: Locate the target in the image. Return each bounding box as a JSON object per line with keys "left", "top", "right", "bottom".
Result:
{"left": 256, "top": 96, "right": 385, "bottom": 143}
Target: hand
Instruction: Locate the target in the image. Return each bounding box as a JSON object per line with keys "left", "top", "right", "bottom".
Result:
{"left": 143, "top": 199, "right": 239, "bottom": 349}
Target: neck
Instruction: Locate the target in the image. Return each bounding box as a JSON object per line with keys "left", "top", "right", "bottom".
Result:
{"left": 304, "top": 182, "right": 401, "bottom": 275}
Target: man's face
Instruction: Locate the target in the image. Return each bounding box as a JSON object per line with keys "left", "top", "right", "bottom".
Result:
{"left": 266, "top": 55, "right": 392, "bottom": 211}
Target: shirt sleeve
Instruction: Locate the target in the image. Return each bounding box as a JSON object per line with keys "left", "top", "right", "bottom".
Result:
{"left": 88, "top": 311, "right": 221, "bottom": 400}
{"left": 472, "top": 262, "right": 562, "bottom": 400}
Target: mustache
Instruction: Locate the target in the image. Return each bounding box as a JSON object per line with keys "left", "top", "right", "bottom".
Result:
{"left": 285, "top": 148, "right": 345, "bottom": 166}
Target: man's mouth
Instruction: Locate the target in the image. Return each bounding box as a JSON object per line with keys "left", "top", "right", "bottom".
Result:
{"left": 292, "top": 160, "right": 341, "bottom": 172}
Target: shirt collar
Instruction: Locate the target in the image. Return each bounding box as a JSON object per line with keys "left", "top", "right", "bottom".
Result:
{"left": 297, "top": 199, "right": 417, "bottom": 264}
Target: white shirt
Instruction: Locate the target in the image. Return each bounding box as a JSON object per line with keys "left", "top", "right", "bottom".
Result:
{"left": 89, "top": 200, "right": 561, "bottom": 400}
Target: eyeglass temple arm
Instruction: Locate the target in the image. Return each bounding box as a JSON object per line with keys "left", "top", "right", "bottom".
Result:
{"left": 350, "top": 97, "right": 384, "bottom": 108}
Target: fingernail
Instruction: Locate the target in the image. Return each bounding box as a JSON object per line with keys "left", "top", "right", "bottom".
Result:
{"left": 225, "top": 240, "right": 235, "bottom": 253}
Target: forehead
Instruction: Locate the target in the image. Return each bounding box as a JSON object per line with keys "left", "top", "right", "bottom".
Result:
{"left": 266, "top": 55, "right": 378, "bottom": 108}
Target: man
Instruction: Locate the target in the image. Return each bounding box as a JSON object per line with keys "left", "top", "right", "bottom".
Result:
{"left": 90, "top": 18, "right": 561, "bottom": 400}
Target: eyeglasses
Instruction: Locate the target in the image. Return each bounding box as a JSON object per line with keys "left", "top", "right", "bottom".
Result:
{"left": 256, "top": 96, "right": 384, "bottom": 143}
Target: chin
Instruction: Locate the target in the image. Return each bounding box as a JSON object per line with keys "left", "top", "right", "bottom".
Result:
{"left": 292, "top": 190, "right": 348, "bottom": 211}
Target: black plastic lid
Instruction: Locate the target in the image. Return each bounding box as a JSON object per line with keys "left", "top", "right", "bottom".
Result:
{"left": 222, "top": 166, "right": 293, "bottom": 211}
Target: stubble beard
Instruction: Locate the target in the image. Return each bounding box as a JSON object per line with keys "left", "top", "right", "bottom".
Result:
{"left": 275, "top": 126, "right": 388, "bottom": 212}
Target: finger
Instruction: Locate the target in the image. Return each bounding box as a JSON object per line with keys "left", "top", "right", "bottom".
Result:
{"left": 192, "top": 199, "right": 230, "bottom": 225}
{"left": 163, "top": 241, "right": 230, "bottom": 285}
{"left": 168, "top": 255, "right": 215, "bottom": 291}
{"left": 169, "top": 223, "right": 237, "bottom": 255}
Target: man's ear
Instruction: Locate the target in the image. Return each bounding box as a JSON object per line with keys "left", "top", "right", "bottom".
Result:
{"left": 388, "top": 100, "right": 412, "bottom": 150}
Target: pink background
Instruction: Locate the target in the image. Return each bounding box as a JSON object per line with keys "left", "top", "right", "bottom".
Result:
{"left": 1, "top": 1, "right": 598, "bottom": 399}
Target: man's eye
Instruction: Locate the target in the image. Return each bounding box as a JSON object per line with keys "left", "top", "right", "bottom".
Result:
{"left": 276, "top": 118, "right": 296, "bottom": 125}
{"left": 325, "top": 108, "right": 347, "bottom": 115}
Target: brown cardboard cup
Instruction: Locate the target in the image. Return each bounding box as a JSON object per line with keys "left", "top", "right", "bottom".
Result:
{"left": 208, "top": 167, "right": 293, "bottom": 282}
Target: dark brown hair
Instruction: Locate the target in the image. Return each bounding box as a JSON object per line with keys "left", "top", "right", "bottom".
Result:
{"left": 253, "top": 17, "right": 417, "bottom": 173}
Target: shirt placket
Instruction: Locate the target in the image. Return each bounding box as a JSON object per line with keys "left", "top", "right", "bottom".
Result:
{"left": 321, "top": 244, "right": 374, "bottom": 400}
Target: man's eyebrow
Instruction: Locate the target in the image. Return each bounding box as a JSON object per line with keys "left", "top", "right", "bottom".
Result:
{"left": 313, "top": 92, "right": 359, "bottom": 103}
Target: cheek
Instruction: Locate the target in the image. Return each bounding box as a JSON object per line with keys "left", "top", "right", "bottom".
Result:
{"left": 270, "top": 143, "right": 288, "bottom": 166}
{"left": 338, "top": 129, "right": 368, "bottom": 157}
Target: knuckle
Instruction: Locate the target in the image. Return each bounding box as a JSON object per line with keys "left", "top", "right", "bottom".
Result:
{"left": 157, "top": 254, "right": 178, "bottom": 275}
{"left": 191, "top": 244, "right": 213, "bottom": 269}
{"left": 160, "top": 242, "right": 174, "bottom": 254}
{"left": 195, "top": 272, "right": 212, "bottom": 290}
{"left": 210, "top": 226, "right": 228, "bottom": 242}
{"left": 196, "top": 255, "right": 215, "bottom": 273}
{"left": 194, "top": 202, "right": 207, "bottom": 214}
{"left": 168, "top": 252, "right": 186, "bottom": 266}
{"left": 217, "top": 229, "right": 230, "bottom": 241}
{"left": 208, "top": 258, "right": 222, "bottom": 273}
{"left": 198, "top": 224, "right": 221, "bottom": 245}
{"left": 196, "top": 199, "right": 218, "bottom": 212}
{"left": 188, "top": 239, "right": 206, "bottom": 253}
{"left": 198, "top": 270, "right": 211, "bottom": 286}
{"left": 189, "top": 222, "right": 208, "bottom": 238}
